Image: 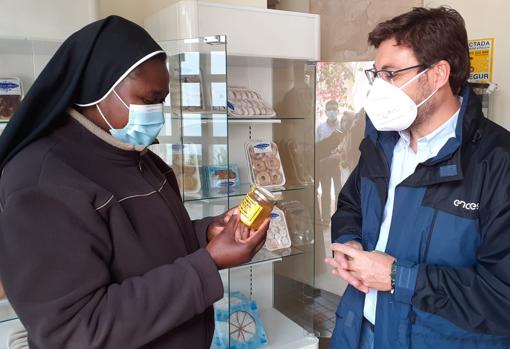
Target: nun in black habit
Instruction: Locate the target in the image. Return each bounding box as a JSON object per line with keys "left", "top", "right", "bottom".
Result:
{"left": 0, "top": 16, "right": 269, "bottom": 349}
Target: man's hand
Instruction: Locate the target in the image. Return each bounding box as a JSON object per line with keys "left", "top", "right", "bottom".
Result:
{"left": 207, "top": 207, "right": 239, "bottom": 242}
{"left": 325, "top": 241, "right": 369, "bottom": 293}
{"left": 327, "top": 243, "right": 395, "bottom": 292}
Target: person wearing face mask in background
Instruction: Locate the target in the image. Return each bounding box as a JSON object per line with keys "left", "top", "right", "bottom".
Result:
{"left": 316, "top": 100, "right": 345, "bottom": 225}
{"left": 336, "top": 110, "right": 366, "bottom": 189}
{"left": 0, "top": 17, "right": 269, "bottom": 349}
{"left": 326, "top": 7, "right": 510, "bottom": 349}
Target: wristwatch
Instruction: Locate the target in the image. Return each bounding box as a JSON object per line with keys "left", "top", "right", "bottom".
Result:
{"left": 390, "top": 260, "right": 397, "bottom": 294}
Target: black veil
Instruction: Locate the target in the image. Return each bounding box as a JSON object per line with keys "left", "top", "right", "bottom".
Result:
{"left": 0, "top": 16, "right": 164, "bottom": 169}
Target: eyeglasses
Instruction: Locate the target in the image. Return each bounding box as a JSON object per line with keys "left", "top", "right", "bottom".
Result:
{"left": 365, "top": 64, "right": 429, "bottom": 84}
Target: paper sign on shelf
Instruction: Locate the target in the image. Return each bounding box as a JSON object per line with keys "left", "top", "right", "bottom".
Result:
{"left": 468, "top": 38, "right": 494, "bottom": 83}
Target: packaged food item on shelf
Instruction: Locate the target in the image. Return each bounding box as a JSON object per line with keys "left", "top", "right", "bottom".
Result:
{"left": 205, "top": 164, "right": 240, "bottom": 189}
{"left": 280, "top": 200, "right": 314, "bottom": 246}
{"left": 239, "top": 186, "right": 276, "bottom": 230}
{"left": 245, "top": 140, "right": 286, "bottom": 189}
{"left": 228, "top": 86, "right": 275, "bottom": 117}
{"left": 171, "top": 144, "right": 201, "bottom": 194}
{"left": 212, "top": 292, "right": 268, "bottom": 349}
{"left": 287, "top": 140, "right": 314, "bottom": 185}
{"left": 0, "top": 77, "right": 22, "bottom": 120}
{"left": 264, "top": 206, "right": 291, "bottom": 251}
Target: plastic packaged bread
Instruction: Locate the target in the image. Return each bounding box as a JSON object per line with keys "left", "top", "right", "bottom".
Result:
{"left": 205, "top": 164, "right": 240, "bottom": 189}
{"left": 280, "top": 200, "right": 314, "bottom": 246}
{"left": 171, "top": 144, "right": 201, "bottom": 194}
{"left": 245, "top": 140, "right": 286, "bottom": 189}
{"left": 227, "top": 86, "right": 276, "bottom": 117}
{"left": 287, "top": 140, "right": 314, "bottom": 185}
{"left": 0, "top": 77, "right": 22, "bottom": 120}
{"left": 264, "top": 206, "right": 291, "bottom": 251}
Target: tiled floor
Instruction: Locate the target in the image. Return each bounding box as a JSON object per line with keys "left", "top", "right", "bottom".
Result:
{"left": 309, "top": 289, "right": 339, "bottom": 338}
{"left": 274, "top": 274, "right": 340, "bottom": 339}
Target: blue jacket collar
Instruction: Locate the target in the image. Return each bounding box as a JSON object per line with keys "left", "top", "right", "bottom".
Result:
{"left": 360, "top": 86, "right": 485, "bottom": 186}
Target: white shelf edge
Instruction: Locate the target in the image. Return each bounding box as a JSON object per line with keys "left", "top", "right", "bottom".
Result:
{"left": 197, "top": 1, "right": 320, "bottom": 19}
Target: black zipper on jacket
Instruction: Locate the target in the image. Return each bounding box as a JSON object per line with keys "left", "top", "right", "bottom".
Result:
{"left": 375, "top": 139, "right": 391, "bottom": 213}
{"left": 422, "top": 209, "right": 438, "bottom": 263}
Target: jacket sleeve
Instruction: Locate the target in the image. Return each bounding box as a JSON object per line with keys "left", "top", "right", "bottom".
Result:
{"left": 193, "top": 217, "right": 214, "bottom": 248}
{"left": 162, "top": 162, "right": 214, "bottom": 248}
{"left": 331, "top": 164, "right": 362, "bottom": 244}
{"left": 0, "top": 186, "right": 224, "bottom": 348}
{"left": 393, "top": 157, "right": 510, "bottom": 336}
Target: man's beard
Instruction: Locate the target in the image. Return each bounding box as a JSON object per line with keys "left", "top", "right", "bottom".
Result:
{"left": 409, "top": 78, "right": 437, "bottom": 130}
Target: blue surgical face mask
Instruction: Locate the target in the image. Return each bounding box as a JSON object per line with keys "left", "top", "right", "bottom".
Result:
{"left": 326, "top": 110, "right": 338, "bottom": 121}
{"left": 96, "top": 89, "right": 164, "bottom": 147}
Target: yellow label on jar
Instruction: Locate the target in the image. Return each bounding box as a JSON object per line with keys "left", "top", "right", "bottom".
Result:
{"left": 239, "top": 194, "right": 263, "bottom": 227}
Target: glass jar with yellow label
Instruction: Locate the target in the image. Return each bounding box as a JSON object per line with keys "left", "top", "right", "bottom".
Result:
{"left": 239, "top": 185, "right": 277, "bottom": 230}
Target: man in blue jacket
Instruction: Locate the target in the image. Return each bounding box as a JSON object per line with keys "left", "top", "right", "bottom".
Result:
{"left": 326, "top": 6, "right": 510, "bottom": 349}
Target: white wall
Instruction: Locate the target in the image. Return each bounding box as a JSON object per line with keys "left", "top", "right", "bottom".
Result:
{"left": 311, "top": 0, "right": 423, "bottom": 61}
{"left": 99, "top": 0, "right": 266, "bottom": 26}
{"left": 0, "top": 0, "right": 98, "bottom": 40}
{"left": 427, "top": 0, "right": 510, "bottom": 129}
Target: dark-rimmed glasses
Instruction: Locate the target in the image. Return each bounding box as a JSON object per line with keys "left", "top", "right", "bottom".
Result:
{"left": 365, "top": 64, "right": 429, "bottom": 84}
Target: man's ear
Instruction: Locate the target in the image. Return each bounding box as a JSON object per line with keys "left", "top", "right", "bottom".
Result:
{"left": 431, "top": 60, "right": 451, "bottom": 90}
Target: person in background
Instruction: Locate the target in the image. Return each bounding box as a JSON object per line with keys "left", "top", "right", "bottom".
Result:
{"left": 316, "top": 100, "right": 344, "bottom": 224}
{"left": 326, "top": 7, "right": 510, "bottom": 349}
{"left": 337, "top": 110, "right": 365, "bottom": 186}
{"left": 0, "top": 16, "right": 269, "bottom": 349}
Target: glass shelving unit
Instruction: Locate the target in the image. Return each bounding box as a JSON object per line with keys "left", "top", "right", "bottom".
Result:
{"left": 153, "top": 36, "right": 317, "bottom": 348}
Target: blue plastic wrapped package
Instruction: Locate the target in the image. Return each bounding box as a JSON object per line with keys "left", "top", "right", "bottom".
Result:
{"left": 0, "top": 77, "right": 22, "bottom": 120}
{"left": 211, "top": 321, "right": 229, "bottom": 349}
{"left": 205, "top": 164, "right": 240, "bottom": 190}
{"left": 211, "top": 292, "right": 268, "bottom": 349}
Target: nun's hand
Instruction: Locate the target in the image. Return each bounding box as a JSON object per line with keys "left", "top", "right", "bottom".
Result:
{"left": 207, "top": 207, "right": 239, "bottom": 242}
{"left": 206, "top": 215, "right": 270, "bottom": 269}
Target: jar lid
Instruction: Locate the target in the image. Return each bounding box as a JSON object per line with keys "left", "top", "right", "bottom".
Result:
{"left": 252, "top": 185, "right": 277, "bottom": 205}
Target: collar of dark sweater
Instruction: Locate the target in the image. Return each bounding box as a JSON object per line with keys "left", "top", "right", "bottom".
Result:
{"left": 67, "top": 108, "right": 146, "bottom": 153}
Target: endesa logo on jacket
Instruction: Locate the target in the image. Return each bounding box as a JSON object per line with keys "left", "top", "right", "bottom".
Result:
{"left": 453, "top": 199, "right": 479, "bottom": 210}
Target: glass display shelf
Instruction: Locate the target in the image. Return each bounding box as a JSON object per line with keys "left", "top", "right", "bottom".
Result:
{"left": 161, "top": 112, "right": 306, "bottom": 121}
{"left": 240, "top": 246, "right": 305, "bottom": 268}
{"left": 156, "top": 33, "right": 317, "bottom": 348}
{"left": 228, "top": 117, "right": 306, "bottom": 124}
{"left": 182, "top": 183, "right": 306, "bottom": 203}
{"left": 228, "top": 116, "right": 306, "bottom": 120}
